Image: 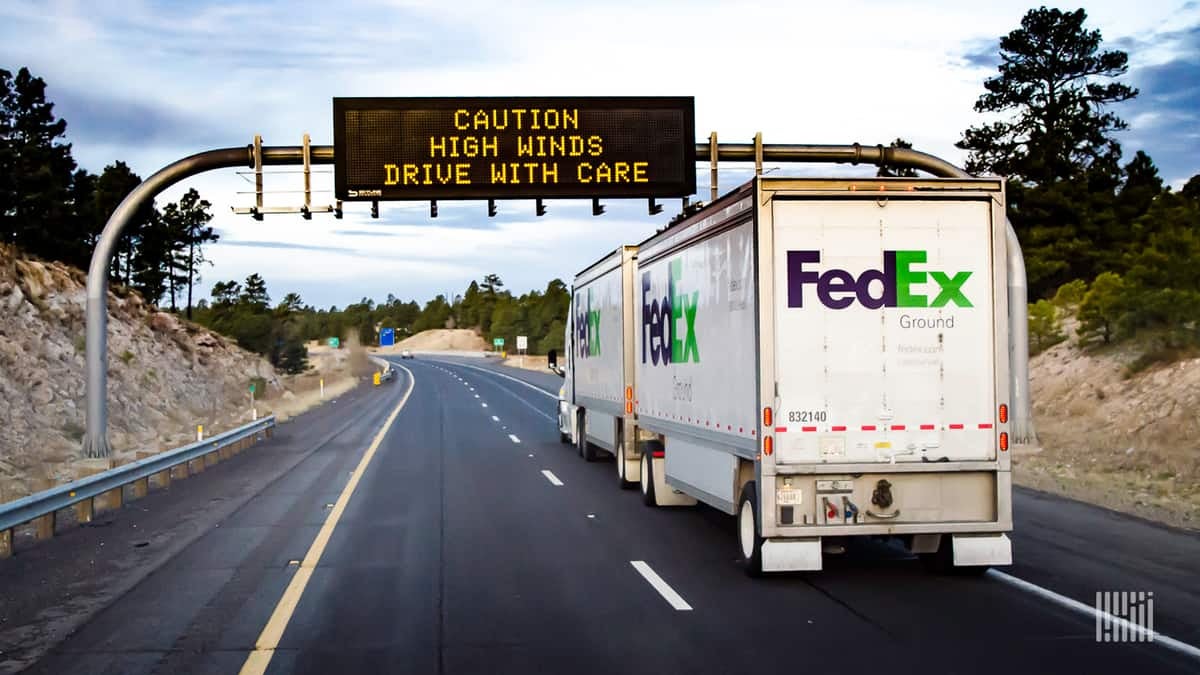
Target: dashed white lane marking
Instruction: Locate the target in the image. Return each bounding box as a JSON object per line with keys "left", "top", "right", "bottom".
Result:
{"left": 429, "top": 359, "right": 556, "bottom": 422}
{"left": 474, "top": 394, "right": 480, "bottom": 399}
{"left": 630, "top": 561, "right": 692, "bottom": 611}
{"left": 987, "top": 571, "right": 1200, "bottom": 662}
{"left": 492, "top": 415, "right": 500, "bottom": 422}
{"left": 509, "top": 434, "right": 521, "bottom": 444}
{"left": 541, "top": 470, "right": 563, "bottom": 486}
{"left": 481, "top": 403, "right": 488, "bottom": 408}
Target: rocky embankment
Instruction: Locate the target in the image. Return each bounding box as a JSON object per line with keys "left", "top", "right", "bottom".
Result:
{"left": 0, "top": 246, "right": 293, "bottom": 503}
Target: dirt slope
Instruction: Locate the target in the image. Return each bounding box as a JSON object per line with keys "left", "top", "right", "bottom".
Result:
{"left": 1018, "top": 324, "right": 1200, "bottom": 528}
{"left": 386, "top": 328, "right": 489, "bottom": 352}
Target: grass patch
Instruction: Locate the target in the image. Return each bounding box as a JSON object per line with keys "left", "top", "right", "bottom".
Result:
{"left": 74, "top": 334, "right": 86, "bottom": 353}
{"left": 119, "top": 349, "right": 135, "bottom": 364}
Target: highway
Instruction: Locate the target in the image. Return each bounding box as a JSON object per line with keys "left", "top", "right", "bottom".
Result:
{"left": 1, "top": 355, "right": 1198, "bottom": 674}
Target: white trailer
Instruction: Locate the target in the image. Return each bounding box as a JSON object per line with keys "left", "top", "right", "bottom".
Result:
{"left": 556, "top": 246, "right": 645, "bottom": 488}
{"left": 630, "top": 176, "right": 1014, "bottom": 574}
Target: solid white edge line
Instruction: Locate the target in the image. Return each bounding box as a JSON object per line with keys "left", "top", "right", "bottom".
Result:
{"left": 630, "top": 561, "right": 692, "bottom": 611}
{"left": 492, "top": 415, "right": 500, "bottom": 422}
{"left": 509, "top": 434, "right": 521, "bottom": 444}
{"left": 541, "top": 470, "right": 563, "bottom": 486}
{"left": 987, "top": 570, "right": 1200, "bottom": 662}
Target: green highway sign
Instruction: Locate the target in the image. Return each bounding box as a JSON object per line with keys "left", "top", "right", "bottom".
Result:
{"left": 328, "top": 337, "right": 341, "bottom": 348}
{"left": 493, "top": 337, "right": 505, "bottom": 348}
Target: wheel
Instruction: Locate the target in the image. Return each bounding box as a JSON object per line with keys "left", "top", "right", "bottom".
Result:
{"left": 560, "top": 431, "right": 570, "bottom": 444}
{"left": 616, "top": 441, "right": 636, "bottom": 490}
{"left": 577, "top": 412, "right": 599, "bottom": 462}
{"left": 640, "top": 450, "right": 657, "bottom": 506}
{"left": 738, "top": 482, "right": 764, "bottom": 577}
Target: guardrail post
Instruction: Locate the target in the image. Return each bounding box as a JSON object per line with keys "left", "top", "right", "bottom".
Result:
{"left": 189, "top": 457, "right": 205, "bottom": 474}
{"left": 34, "top": 512, "right": 55, "bottom": 541}
{"left": 96, "top": 486, "right": 123, "bottom": 514}
{"left": 0, "top": 529, "right": 11, "bottom": 558}
{"left": 205, "top": 451, "right": 218, "bottom": 469}
{"left": 131, "top": 477, "right": 149, "bottom": 499}
{"left": 75, "top": 497, "right": 94, "bottom": 524}
{"left": 152, "top": 468, "right": 172, "bottom": 489}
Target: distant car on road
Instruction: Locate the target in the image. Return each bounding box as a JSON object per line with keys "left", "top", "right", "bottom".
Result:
{"left": 380, "top": 368, "right": 395, "bottom": 383}
{"left": 400, "top": 349, "right": 414, "bottom": 359}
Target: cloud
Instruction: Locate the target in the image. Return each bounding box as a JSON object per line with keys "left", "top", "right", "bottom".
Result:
{"left": 217, "top": 240, "right": 359, "bottom": 254}
{"left": 958, "top": 38, "right": 1001, "bottom": 70}
{"left": 1121, "top": 22, "right": 1200, "bottom": 183}
{"left": 52, "top": 86, "right": 226, "bottom": 149}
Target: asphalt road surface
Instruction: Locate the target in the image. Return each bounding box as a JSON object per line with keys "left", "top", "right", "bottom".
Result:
{"left": 1, "top": 355, "right": 1197, "bottom": 674}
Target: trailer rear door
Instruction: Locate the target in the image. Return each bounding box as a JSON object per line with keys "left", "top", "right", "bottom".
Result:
{"left": 771, "top": 198, "right": 998, "bottom": 464}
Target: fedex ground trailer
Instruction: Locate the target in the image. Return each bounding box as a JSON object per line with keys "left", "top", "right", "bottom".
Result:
{"left": 561, "top": 175, "right": 1014, "bottom": 575}
{"left": 557, "top": 245, "right": 646, "bottom": 488}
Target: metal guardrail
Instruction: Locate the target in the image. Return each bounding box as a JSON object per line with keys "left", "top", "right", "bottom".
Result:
{"left": 1, "top": 416, "right": 276, "bottom": 558}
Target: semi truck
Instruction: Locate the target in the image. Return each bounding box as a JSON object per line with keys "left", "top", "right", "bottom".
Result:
{"left": 555, "top": 175, "right": 1013, "bottom": 574}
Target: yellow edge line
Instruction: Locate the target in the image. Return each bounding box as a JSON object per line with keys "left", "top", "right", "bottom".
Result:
{"left": 239, "top": 364, "right": 415, "bottom": 675}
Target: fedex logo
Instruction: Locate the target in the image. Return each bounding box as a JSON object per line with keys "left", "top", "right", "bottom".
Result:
{"left": 574, "top": 288, "right": 600, "bottom": 358}
{"left": 641, "top": 259, "right": 700, "bottom": 366}
{"left": 786, "top": 250, "right": 973, "bottom": 310}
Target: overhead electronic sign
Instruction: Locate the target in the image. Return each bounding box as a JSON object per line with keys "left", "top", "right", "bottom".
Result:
{"left": 333, "top": 97, "right": 696, "bottom": 201}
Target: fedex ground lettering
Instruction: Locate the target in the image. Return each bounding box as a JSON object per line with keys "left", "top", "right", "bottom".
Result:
{"left": 786, "top": 250, "right": 973, "bottom": 310}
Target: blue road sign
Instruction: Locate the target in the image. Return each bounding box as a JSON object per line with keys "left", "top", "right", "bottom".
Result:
{"left": 380, "top": 327, "right": 395, "bottom": 347}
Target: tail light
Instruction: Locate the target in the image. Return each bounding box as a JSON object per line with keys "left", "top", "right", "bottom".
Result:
{"left": 998, "top": 404, "right": 1009, "bottom": 424}
{"left": 764, "top": 436, "right": 774, "bottom": 456}
{"left": 763, "top": 407, "right": 773, "bottom": 427}
{"left": 999, "top": 432, "right": 1009, "bottom": 452}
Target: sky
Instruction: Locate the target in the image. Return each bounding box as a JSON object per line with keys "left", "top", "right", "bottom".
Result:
{"left": 2, "top": 0, "right": 1198, "bottom": 309}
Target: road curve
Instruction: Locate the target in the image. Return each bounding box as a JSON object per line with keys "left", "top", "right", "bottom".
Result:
{"left": 0, "top": 356, "right": 1195, "bottom": 674}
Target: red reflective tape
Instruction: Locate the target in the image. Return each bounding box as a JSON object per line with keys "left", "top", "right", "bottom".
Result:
{"left": 891, "top": 424, "right": 906, "bottom": 431}
{"left": 802, "top": 426, "right": 818, "bottom": 432}
{"left": 861, "top": 425, "right": 877, "bottom": 431}
{"left": 751, "top": 430, "right": 756, "bottom": 436}
{"left": 774, "top": 426, "right": 788, "bottom": 433}
{"left": 831, "top": 425, "right": 847, "bottom": 432}
{"left": 949, "top": 424, "right": 964, "bottom": 430}
{"left": 652, "top": 451, "right": 665, "bottom": 458}
{"left": 920, "top": 424, "right": 935, "bottom": 430}
{"left": 979, "top": 423, "right": 993, "bottom": 429}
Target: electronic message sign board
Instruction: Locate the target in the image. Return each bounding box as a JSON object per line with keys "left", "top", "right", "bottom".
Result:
{"left": 334, "top": 97, "right": 695, "bottom": 201}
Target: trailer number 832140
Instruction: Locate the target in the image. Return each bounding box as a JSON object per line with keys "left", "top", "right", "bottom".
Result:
{"left": 786, "top": 410, "right": 828, "bottom": 423}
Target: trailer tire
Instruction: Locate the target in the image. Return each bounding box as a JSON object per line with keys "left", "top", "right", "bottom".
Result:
{"left": 575, "top": 411, "right": 596, "bottom": 461}
{"left": 640, "top": 450, "right": 657, "bottom": 506}
{"left": 738, "top": 482, "right": 764, "bottom": 577}
{"left": 616, "top": 441, "right": 636, "bottom": 490}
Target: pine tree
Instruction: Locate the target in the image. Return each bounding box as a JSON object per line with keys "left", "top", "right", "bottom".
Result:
{"left": 957, "top": 7, "right": 1136, "bottom": 185}
{"left": 0, "top": 67, "right": 77, "bottom": 258}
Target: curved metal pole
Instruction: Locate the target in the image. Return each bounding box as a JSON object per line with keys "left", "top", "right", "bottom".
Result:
{"left": 82, "top": 145, "right": 337, "bottom": 458}
{"left": 695, "top": 143, "right": 1035, "bottom": 443}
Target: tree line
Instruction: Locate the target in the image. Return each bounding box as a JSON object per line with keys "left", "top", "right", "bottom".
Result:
{"left": 189, "top": 272, "right": 571, "bottom": 374}
{"left": 891, "top": 7, "right": 1200, "bottom": 367}
{"left": 0, "top": 66, "right": 218, "bottom": 316}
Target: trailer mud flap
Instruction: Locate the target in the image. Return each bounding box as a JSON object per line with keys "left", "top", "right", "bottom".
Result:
{"left": 762, "top": 538, "right": 822, "bottom": 572}
{"left": 952, "top": 533, "right": 1012, "bottom": 567}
